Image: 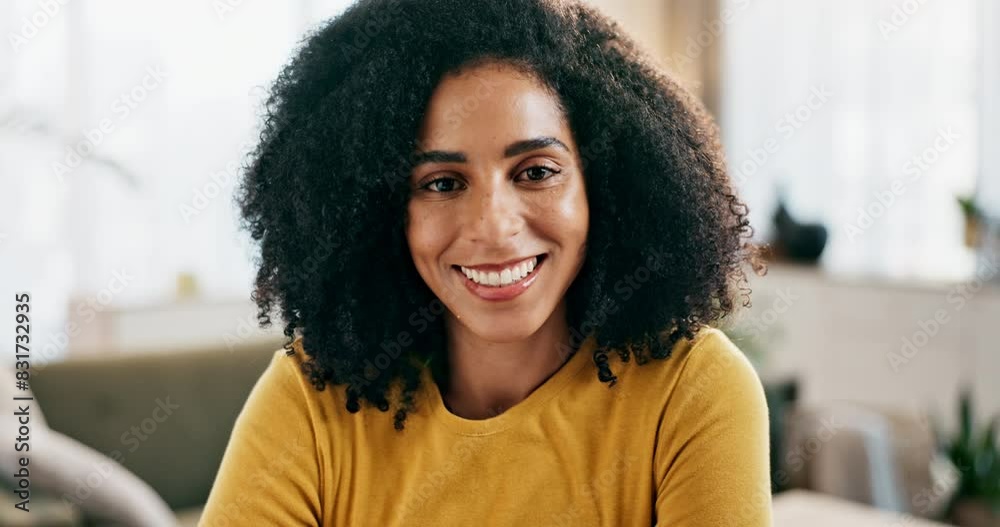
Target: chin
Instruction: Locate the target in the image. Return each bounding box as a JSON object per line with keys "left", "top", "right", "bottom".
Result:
{"left": 458, "top": 311, "right": 549, "bottom": 343}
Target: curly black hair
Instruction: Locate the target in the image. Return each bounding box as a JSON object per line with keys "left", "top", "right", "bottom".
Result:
{"left": 238, "top": 0, "right": 763, "bottom": 430}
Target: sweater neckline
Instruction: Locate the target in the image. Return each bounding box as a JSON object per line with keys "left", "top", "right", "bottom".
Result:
{"left": 423, "top": 334, "right": 597, "bottom": 436}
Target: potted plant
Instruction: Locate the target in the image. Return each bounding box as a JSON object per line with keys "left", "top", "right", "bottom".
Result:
{"left": 958, "top": 196, "right": 983, "bottom": 248}
{"left": 940, "top": 389, "right": 1000, "bottom": 526}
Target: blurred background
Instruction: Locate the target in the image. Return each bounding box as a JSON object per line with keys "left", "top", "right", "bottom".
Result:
{"left": 1, "top": 0, "right": 998, "bottom": 525}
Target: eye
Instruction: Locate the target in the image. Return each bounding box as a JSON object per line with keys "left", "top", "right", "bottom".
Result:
{"left": 420, "top": 176, "right": 465, "bottom": 193}
{"left": 516, "top": 165, "right": 561, "bottom": 183}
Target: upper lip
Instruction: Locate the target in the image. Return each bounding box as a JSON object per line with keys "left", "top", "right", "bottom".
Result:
{"left": 456, "top": 254, "right": 544, "bottom": 272}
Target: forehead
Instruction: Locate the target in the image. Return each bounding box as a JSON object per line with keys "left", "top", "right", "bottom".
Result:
{"left": 416, "top": 63, "right": 573, "bottom": 152}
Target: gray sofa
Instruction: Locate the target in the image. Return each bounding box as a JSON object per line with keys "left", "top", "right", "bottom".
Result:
{"left": 0, "top": 337, "right": 283, "bottom": 526}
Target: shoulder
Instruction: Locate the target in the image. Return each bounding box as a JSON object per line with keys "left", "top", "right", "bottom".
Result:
{"left": 260, "top": 338, "right": 312, "bottom": 395}
{"left": 642, "top": 327, "right": 769, "bottom": 455}
{"left": 667, "top": 327, "right": 764, "bottom": 407}
{"left": 617, "top": 327, "right": 762, "bottom": 402}
{"left": 250, "top": 338, "right": 346, "bottom": 419}
{"left": 648, "top": 327, "right": 774, "bottom": 523}
{"left": 238, "top": 341, "right": 313, "bottom": 421}
{"left": 610, "top": 326, "right": 768, "bottom": 436}
{"left": 229, "top": 338, "right": 344, "bottom": 459}
{"left": 669, "top": 326, "right": 750, "bottom": 370}
{"left": 202, "top": 339, "right": 327, "bottom": 524}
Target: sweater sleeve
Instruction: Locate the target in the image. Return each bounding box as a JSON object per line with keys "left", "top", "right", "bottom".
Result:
{"left": 199, "top": 349, "right": 323, "bottom": 527}
{"left": 654, "top": 329, "right": 773, "bottom": 526}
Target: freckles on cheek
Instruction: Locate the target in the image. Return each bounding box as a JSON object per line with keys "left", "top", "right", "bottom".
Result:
{"left": 547, "top": 187, "right": 589, "bottom": 229}
{"left": 405, "top": 205, "right": 447, "bottom": 255}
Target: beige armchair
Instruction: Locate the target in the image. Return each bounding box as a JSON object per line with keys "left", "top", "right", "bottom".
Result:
{"left": 780, "top": 402, "right": 958, "bottom": 519}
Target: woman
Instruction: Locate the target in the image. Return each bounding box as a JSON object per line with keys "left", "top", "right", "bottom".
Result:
{"left": 201, "top": 0, "right": 771, "bottom": 525}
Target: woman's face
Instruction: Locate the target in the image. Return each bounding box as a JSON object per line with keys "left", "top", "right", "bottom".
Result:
{"left": 406, "top": 62, "right": 589, "bottom": 343}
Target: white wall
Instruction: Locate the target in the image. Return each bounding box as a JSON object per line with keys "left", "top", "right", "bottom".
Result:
{"left": 737, "top": 262, "right": 1000, "bottom": 427}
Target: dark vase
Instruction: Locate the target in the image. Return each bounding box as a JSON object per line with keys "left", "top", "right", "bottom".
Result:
{"left": 773, "top": 199, "right": 828, "bottom": 263}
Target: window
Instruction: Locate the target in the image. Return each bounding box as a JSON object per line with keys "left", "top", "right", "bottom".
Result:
{"left": 721, "top": 0, "right": 983, "bottom": 282}
{"left": 1, "top": 0, "right": 353, "bottom": 360}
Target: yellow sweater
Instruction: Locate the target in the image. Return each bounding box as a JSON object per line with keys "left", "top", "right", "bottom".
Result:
{"left": 200, "top": 327, "right": 772, "bottom": 526}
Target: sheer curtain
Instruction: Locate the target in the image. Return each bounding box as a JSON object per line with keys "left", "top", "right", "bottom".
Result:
{"left": 0, "top": 0, "right": 352, "bottom": 360}
{"left": 721, "top": 0, "right": 982, "bottom": 282}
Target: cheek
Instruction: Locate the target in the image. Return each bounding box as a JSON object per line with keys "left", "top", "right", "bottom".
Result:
{"left": 406, "top": 203, "right": 449, "bottom": 265}
{"left": 405, "top": 204, "right": 430, "bottom": 260}
{"left": 536, "top": 182, "right": 589, "bottom": 248}
{"left": 569, "top": 187, "right": 590, "bottom": 239}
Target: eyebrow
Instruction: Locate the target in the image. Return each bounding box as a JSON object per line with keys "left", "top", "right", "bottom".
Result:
{"left": 410, "top": 136, "right": 570, "bottom": 167}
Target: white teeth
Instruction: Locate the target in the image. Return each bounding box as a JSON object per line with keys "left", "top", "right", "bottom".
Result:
{"left": 513, "top": 264, "right": 525, "bottom": 281}
{"left": 459, "top": 256, "right": 541, "bottom": 287}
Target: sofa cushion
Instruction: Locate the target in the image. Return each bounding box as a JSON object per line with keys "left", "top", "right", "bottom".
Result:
{"left": 28, "top": 338, "right": 282, "bottom": 511}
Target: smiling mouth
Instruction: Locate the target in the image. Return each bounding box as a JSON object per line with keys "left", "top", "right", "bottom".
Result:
{"left": 452, "top": 254, "right": 547, "bottom": 288}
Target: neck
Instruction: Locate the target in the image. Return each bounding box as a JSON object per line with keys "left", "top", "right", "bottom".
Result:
{"left": 440, "top": 302, "right": 575, "bottom": 420}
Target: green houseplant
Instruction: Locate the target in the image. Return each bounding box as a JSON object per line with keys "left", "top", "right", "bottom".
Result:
{"left": 941, "top": 389, "right": 1000, "bottom": 526}
{"left": 958, "top": 196, "right": 983, "bottom": 248}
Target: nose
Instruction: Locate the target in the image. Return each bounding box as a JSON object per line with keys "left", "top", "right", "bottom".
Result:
{"left": 465, "top": 177, "right": 524, "bottom": 243}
